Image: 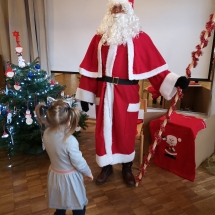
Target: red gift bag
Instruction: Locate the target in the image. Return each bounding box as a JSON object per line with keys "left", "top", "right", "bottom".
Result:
{"left": 150, "top": 112, "right": 206, "bottom": 181}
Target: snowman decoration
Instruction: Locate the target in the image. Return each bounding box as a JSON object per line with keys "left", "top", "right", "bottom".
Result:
{"left": 7, "top": 111, "right": 12, "bottom": 124}
{"left": 163, "top": 135, "right": 182, "bottom": 159}
{"left": 17, "top": 55, "right": 26, "bottom": 68}
{"left": 25, "top": 109, "right": 33, "bottom": 125}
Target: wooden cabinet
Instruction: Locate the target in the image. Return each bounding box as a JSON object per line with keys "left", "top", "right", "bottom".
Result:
{"left": 0, "top": 55, "right": 4, "bottom": 88}
{"left": 163, "top": 85, "right": 210, "bottom": 114}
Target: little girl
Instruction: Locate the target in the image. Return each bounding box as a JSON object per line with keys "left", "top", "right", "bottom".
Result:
{"left": 35, "top": 100, "right": 93, "bottom": 215}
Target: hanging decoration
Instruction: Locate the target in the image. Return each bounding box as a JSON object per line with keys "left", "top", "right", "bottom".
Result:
{"left": 14, "top": 82, "right": 21, "bottom": 91}
{"left": 13, "top": 31, "right": 26, "bottom": 68}
{"left": 5, "top": 62, "right": 15, "bottom": 78}
{"left": 50, "top": 80, "right": 55, "bottom": 87}
{"left": 135, "top": 13, "right": 215, "bottom": 186}
{"left": 7, "top": 126, "right": 14, "bottom": 145}
{"left": 1, "top": 124, "right": 9, "bottom": 138}
{"left": 7, "top": 111, "right": 12, "bottom": 124}
{"left": 25, "top": 109, "right": 33, "bottom": 125}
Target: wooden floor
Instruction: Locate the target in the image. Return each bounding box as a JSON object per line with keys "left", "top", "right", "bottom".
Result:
{"left": 1, "top": 74, "right": 215, "bottom": 214}
{"left": 1, "top": 118, "right": 215, "bottom": 215}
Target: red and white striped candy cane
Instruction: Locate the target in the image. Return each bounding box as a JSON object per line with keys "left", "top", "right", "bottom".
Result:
{"left": 135, "top": 13, "right": 215, "bottom": 186}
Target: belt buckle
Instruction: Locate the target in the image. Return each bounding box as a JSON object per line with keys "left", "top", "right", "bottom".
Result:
{"left": 112, "top": 77, "right": 119, "bottom": 85}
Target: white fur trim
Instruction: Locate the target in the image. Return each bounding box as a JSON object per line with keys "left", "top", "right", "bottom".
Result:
{"left": 96, "top": 151, "right": 135, "bottom": 167}
{"left": 75, "top": 88, "right": 95, "bottom": 103}
{"left": 127, "top": 102, "right": 140, "bottom": 112}
{"left": 103, "top": 83, "right": 114, "bottom": 160}
{"left": 129, "top": 64, "right": 169, "bottom": 80}
{"left": 159, "top": 73, "right": 179, "bottom": 100}
{"left": 98, "top": 39, "right": 103, "bottom": 77}
{"left": 127, "top": 38, "right": 134, "bottom": 80}
{"left": 79, "top": 68, "right": 101, "bottom": 78}
{"left": 138, "top": 109, "right": 144, "bottom": 119}
{"left": 105, "top": 44, "right": 118, "bottom": 76}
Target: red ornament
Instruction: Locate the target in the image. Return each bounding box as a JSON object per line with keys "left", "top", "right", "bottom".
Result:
{"left": 14, "top": 82, "right": 21, "bottom": 91}
{"left": 50, "top": 80, "right": 55, "bottom": 86}
{"left": 15, "top": 44, "right": 23, "bottom": 54}
{"left": 5, "top": 64, "right": 15, "bottom": 78}
{"left": 12, "top": 31, "right": 20, "bottom": 43}
{"left": 1, "top": 131, "right": 9, "bottom": 138}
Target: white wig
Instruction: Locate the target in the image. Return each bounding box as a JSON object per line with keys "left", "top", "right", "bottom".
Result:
{"left": 97, "top": 0, "right": 141, "bottom": 45}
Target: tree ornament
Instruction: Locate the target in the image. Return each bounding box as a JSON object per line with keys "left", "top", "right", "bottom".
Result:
{"left": 8, "top": 90, "right": 13, "bottom": 96}
{"left": 18, "top": 55, "right": 26, "bottom": 68}
{"left": 14, "top": 82, "right": 21, "bottom": 91}
{"left": 1, "top": 130, "right": 9, "bottom": 138}
{"left": 35, "top": 64, "right": 41, "bottom": 70}
{"left": 50, "top": 80, "right": 55, "bottom": 86}
{"left": 25, "top": 109, "right": 33, "bottom": 125}
{"left": 61, "top": 91, "right": 65, "bottom": 97}
{"left": 7, "top": 126, "right": 14, "bottom": 145}
{"left": 28, "top": 72, "right": 34, "bottom": 78}
{"left": 13, "top": 31, "right": 20, "bottom": 43}
{"left": 7, "top": 110, "right": 12, "bottom": 124}
{"left": 5, "top": 85, "right": 8, "bottom": 95}
{"left": 1, "top": 110, "right": 7, "bottom": 116}
{"left": 15, "top": 44, "right": 23, "bottom": 54}
{"left": 13, "top": 106, "right": 17, "bottom": 115}
{"left": 5, "top": 63, "right": 15, "bottom": 78}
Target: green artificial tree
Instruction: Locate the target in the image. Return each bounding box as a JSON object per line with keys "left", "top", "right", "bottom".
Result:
{"left": 0, "top": 32, "right": 88, "bottom": 155}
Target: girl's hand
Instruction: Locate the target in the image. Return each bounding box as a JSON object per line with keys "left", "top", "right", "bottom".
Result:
{"left": 86, "top": 173, "right": 93, "bottom": 181}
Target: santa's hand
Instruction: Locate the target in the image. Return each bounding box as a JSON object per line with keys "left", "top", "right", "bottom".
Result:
{"left": 175, "top": 76, "right": 190, "bottom": 90}
{"left": 81, "top": 101, "right": 89, "bottom": 112}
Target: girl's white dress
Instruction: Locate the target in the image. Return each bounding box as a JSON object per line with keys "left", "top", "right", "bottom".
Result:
{"left": 43, "top": 128, "right": 91, "bottom": 210}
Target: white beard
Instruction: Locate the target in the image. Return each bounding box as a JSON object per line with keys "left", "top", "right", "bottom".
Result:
{"left": 97, "top": 13, "right": 141, "bottom": 46}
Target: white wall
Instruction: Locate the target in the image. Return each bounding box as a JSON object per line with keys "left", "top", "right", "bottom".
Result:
{"left": 46, "top": 0, "right": 215, "bottom": 79}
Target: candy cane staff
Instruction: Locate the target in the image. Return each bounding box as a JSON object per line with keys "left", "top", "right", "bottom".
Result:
{"left": 75, "top": 0, "right": 190, "bottom": 187}
{"left": 136, "top": 13, "right": 215, "bottom": 186}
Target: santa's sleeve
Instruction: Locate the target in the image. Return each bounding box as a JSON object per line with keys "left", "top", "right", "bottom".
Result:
{"left": 135, "top": 32, "right": 179, "bottom": 100}
{"left": 75, "top": 75, "right": 97, "bottom": 103}
{"left": 76, "top": 35, "right": 102, "bottom": 103}
{"left": 79, "top": 34, "right": 101, "bottom": 77}
{"left": 148, "top": 70, "right": 179, "bottom": 100}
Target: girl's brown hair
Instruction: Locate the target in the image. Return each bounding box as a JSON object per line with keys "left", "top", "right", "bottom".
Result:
{"left": 35, "top": 100, "right": 80, "bottom": 142}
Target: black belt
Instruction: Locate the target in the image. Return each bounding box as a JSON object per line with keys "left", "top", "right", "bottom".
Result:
{"left": 97, "top": 76, "right": 138, "bottom": 85}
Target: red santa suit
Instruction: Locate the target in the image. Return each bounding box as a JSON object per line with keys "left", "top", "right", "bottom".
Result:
{"left": 76, "top": 32, "right": 179, "bottom": 167}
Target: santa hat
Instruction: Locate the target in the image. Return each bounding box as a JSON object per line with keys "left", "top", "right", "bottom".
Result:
{"left": 109, "top": 0, "right": 134, "bottom": 8}
{"left": 129, "top": 0, "right": 134, "bottom": 8}
{"left": 2, "top": 131, "right": 9, "bottom": 138}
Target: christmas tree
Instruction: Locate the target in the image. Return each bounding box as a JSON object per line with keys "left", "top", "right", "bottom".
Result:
{"left": 0, "top": 31, "right": 88, "bottom": 155}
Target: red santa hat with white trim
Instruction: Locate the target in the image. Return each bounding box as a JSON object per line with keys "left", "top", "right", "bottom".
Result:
{"left": 109, "top": 0, "right": 134, "bottom": 8}
{"left": 129, "top": 0, "right": 134, "bottom": 8}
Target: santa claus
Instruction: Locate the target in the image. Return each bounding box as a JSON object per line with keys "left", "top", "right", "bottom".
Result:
{"left": 75, "top": 0, "right": 189, "bottom": 187}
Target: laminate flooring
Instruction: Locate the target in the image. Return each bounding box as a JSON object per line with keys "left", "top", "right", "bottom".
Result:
{"left": 0, "top": 74, "right": 215, "bottom": 215}
{"left": 1, "top": 118, "right": 215, "bottom": 215}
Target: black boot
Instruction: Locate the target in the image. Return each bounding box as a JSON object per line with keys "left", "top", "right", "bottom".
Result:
{"left": 122, "top": 162, "right": 135, "bottom": 187}
{"left": 54, "top": 209, "right": 66, "bottom": 215}
{"left": 96, "top": 165, "right": 113, "bottom": 185}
